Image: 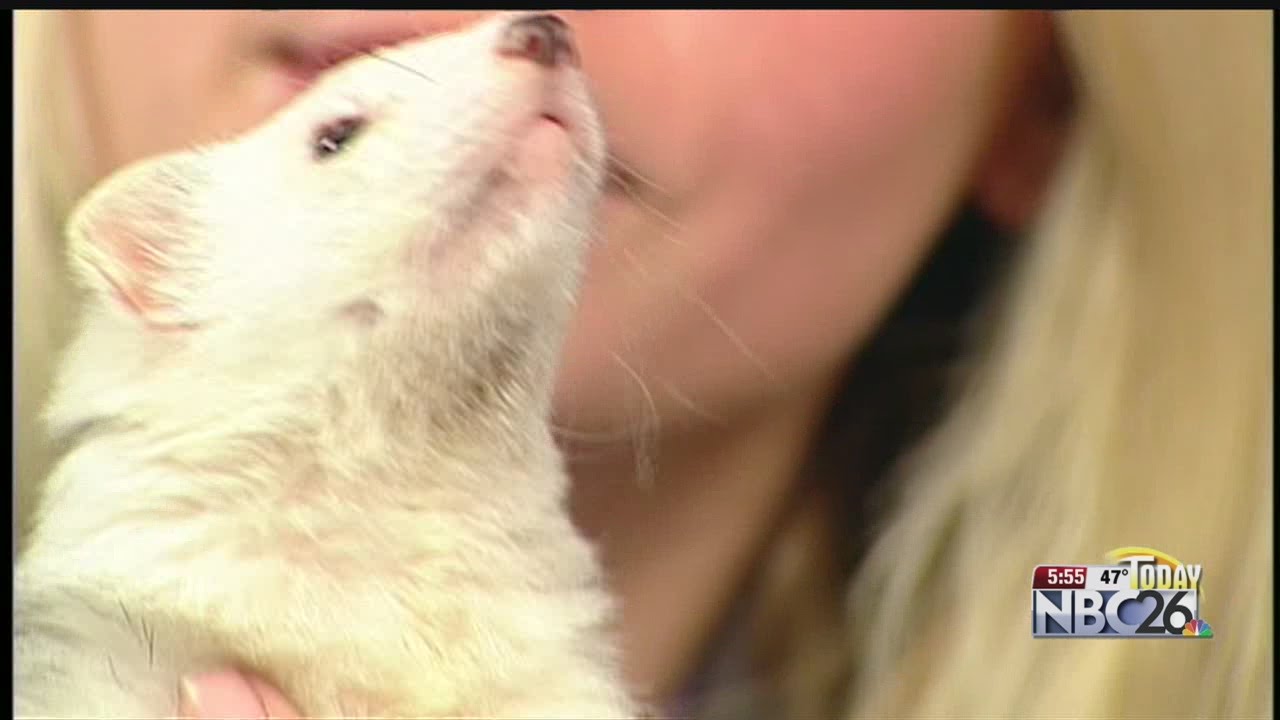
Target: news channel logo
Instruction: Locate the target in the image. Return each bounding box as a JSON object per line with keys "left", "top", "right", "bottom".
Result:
{"left": 1032, "top": 547, "right": 1214, "bottom": 638}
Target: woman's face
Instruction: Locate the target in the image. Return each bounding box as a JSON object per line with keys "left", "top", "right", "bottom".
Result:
{"left": 75, "top": 10, "right": 1037, "bottom": 439}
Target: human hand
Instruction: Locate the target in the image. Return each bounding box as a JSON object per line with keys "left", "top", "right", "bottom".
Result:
{"left": 179, "top": 671, "right": 300, "bottom": 719}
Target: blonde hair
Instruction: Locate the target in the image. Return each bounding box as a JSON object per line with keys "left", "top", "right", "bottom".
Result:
{"left": 15, "top": 10, "right": 100, "bottom": 541}
{"left": 847, "top": 10, "right": 1272, "bottom": 718}
{"left": 14, "top": 10, "right": 1272, "bottom": 719}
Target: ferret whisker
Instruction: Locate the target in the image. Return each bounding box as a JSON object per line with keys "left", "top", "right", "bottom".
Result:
{"left": 354, "top": 46, "right": 439, "bottom": 85}
{"left": 303, "top": 35, "right": 443, "bottom": 86}
{"left": 547, "top": 248, "right": 665, "bottom": 475}
{"left": 608, "top": 352, "right": 659, "bottom": 491}
{"left": 680, "top": 285, "right": 780, "bottom": 385}
{"left": 603, "top": 163, "right": 776, "bottom": 386}
{"left": 658, "top": 380, "right": 729, "bottom": 427}
{"left": 107, "top": 656, "right": 123, "bottom": 688}
{"left": 606, "top": 167, "right": 688, "bottom": 245}
{"left": 118, "top": 599, "right": 134, "bottom": 630}
{"left": 140, "top": 617, "right": 156, "bottom": 668}
{"left": 550, "top": 423, "right": 637, "bottom": 444}
{"left": 618, "top": 245, "right": 781, "bottom": 388}
{"left": 605, "top": 153, "right": 670, "bottom": 198}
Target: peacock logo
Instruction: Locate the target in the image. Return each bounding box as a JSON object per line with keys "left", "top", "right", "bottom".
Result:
{"left": 1183, "top": 619, "right": 1214, "bottom": 638}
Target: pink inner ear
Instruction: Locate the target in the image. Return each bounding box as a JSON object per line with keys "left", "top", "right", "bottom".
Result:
{"left": 104, "top": 232, "right": 159, "bottom": 315}
{"left": 87, "top": 208, "right": 199, "bottom": 331}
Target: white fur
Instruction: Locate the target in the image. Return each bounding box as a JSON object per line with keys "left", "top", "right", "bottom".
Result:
{"left": 16, "top": 13, "right": 638, "bottom": 718}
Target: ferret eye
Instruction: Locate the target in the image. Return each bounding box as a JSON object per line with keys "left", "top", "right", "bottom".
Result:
{"left": 313, "top": 116, "right": 366, "bottom": 160}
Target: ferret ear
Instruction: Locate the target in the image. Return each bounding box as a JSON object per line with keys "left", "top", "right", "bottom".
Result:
{"left": 67, "top": 152, "right": 213, "bottom": 329}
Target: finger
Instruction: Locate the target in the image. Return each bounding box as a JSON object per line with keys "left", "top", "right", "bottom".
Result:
{"left": 179, "top": 670, "right": 301, "bottom": 719}
{"left": 245, "top": 675, "right": 302, "bottom": 719}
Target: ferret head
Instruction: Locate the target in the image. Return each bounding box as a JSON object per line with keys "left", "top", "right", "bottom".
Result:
{"left": 47, "top": 13, "right": 606, "bottom": 443}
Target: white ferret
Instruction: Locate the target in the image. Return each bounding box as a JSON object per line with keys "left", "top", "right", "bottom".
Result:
{"left": 15, "top": 13, "right": 640, "bottom": 719}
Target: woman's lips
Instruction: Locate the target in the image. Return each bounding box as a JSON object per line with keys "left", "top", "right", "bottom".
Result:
{"left": 260, "top": 12, "right": 488, "bottom": 94}
{"left": 265, "top": 28, "right": 433, "bottom": 90}
{"left": 259, "top": 13, "right": 633, "bottom": 195}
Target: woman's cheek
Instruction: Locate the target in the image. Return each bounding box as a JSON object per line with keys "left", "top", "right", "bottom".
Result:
{"left": 710, "top": 14, "right": 1010, "bottom": 384}
{"left": 712, "top": 12, "right": 1007, "bottom": 193}
{"left": 560, "top": 12, "right": 1014, "bottom": 424}
{"left": 568, "top": 11, "right": 712, "bottom": 199}
{"left": 79, "top": 11, "right": 280, "bottom": 179}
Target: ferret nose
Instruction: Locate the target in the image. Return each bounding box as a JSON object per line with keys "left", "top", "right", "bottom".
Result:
{"left": 496, "top": 13, "right": 578, "bottom": 68}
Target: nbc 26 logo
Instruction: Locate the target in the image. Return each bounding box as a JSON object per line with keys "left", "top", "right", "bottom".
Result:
{"left": 1032, "top": 547, "right": 1214, "bottom": 638}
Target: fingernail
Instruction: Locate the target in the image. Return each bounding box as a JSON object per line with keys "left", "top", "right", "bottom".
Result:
{"left": 176, "top": 671, "right": 274, "bottom": 719}
{"left": 178, "top": 676, "right": 202, "bottom": 718}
